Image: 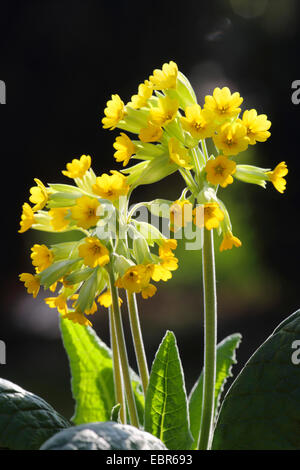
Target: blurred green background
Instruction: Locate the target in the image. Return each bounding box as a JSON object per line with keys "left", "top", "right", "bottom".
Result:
{"left": 0, "top": 0, "right": 299, "bottom": 420}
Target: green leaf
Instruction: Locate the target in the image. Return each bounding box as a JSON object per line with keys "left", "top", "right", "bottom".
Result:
{"left": 212, "top": 309, "right": 300, "bottom": 450}
{"left": 40, "top": 421, "right": 167, "bottom": 450}
{"left": 0, "top": 378, "right": 70, "bottom": 450}
{"left": 144, "top": 331, "right": 193, "bottom": 450}
{"left": 110, "top": 404, "right": 121, "bottom": 423}
{"left": 74, "top": 267, "right": 100, "bottom": 313}
{"left": 188, "top": 333, "right": 242, "bottom": 449}
{"left": 60, "top": 318, "right": 144, "bottom": 425}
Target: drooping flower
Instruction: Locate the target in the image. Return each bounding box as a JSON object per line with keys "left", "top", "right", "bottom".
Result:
{"left": 44, "top": 294, "right": 68, "bottom": 315}
{"left": 113, "top": 133, "right": 136, "bottom": 166}
{"left": 169, "top": 200, "right": 193, "bottom": 231}
{"left": 49, "top": 207, "right": 70, "bottom": 231}
{"left": 18, "top": 203, "right": 36, "bottom": 233}
{"left": 180, "top": 104, "right": 216, "bottom": 140}
{"left": 205, "top": 155, "right": 236, "bottom": 188}
{"left": 149, "top": 61, "right": 178, "bottom": 90}
{"left": 213, "top": 121, "right": 250, "bottom": 156}
{"left": 78, "top": 237, "right": 110, "bottom": 268}
{"left": 193, "top": 203, "right": 224, "bottom": 230}
{"left": 92, "top": 170, "right": 130, "bottom": 201}
{"left": 115, "top": 265, "right": 151, "bottom": 294}
{"left": 265, "top": 161, "right": 288, "bottom": 193}
{"left": 19, "top": 273, "right": 40, "bottom": 298}
{"left": 98, "top": 290, "right": 123, "bottom": 308}
{"left": 204, "top": 87, "right": 243, "bottom": 121}
{"left": 149, "top": 96, "right": 179, "bottom": 127}
{"left": 31, "top": 244, "right": 54, "bottom": 273}
{"left": 168, "top": 138, "right": 193, "bottom": 169}
{"left": 158, "top": 239, "right": 178, "bottom": 258}
{"left": 29, "top": 179, "right": 49, "bottom": 211}
{"left": 219, "top": 231, "right": 242, "bottom": 252}
{"left": 128, "top": 80, "right": 153, "bottom": 109}
{"left": 71, "top": 196, "right": 100, "bottom": 229}
{"left": 141, "top": 284, "right": 157, "bottom": 299}
{"left": 138, "top": 122, "right": 163, "bottom": 143}
{"left": 62, "top": 155, "right": 91, "bottom": 179}
{"left": 63, "top": 311, "right": 92, "bottom": 327}
{"left": 102, "top": 94, "right": 125, "bottom": 130}
{"left": 240, "top": 109, "right": 271, "bottom": 145}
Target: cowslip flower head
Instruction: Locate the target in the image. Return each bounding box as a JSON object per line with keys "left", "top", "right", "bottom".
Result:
{"left": 204, "top": 86, "right": 243, "bottom": 121}
{"left": 18, "top": 203, "right": 36, "bottom": 233}
{"left": 92, "top": 170, "right": 130, "bottom": 201}
{"left": 213, "top": 121, "right": 250, "bottom": 156}
{"left": 78, "top": 237, "right": 110, "bottom": 268}
{"left": 113, "top": 133, "right": 136, "bottom": 166}
{"left": 240, "top": 109, "right": 271, "bottom": 145}
{"left": 31, "top": 244, "right": 54, "bottom": 273}
{"left": 266, "top": 161, "right": 288, "bottom": 194}
{"left": 70, "top": 196, "right": 100, "bottom": 229}
{"left": 128, "top": 80, "right": 153, "bottom": 109}
{"left": 219, "top": 231, "right": 242, "bottom": 252}
{"left": 62, "top": 155, "right": 91, "bottom": 179}
{"left": 116, "top": 265, "right": 151, "bottom": 294}
{"left": 29, "top": 179, "right": 49, "bottom": 211}
{"left": 193, "top": 203, "right": 224, "bottom": 230}
{"left": 102, "top": 94, "right": 125, "bottom": 130}
{"left": 168, "top": 138, "right": 193, "bottom": 169}
{"left": 205, "top": 155, "right": 236, "bottom": 188}
{"left": 149, "top": 95, "right": 179, "bottom": 127}
{"left": 19, "top": 273, "right": 40, "bottom": 298}
{"left": 149, "top": 61, "right": 178, "bottom": 90}
{"left": 180, "top": 104, "right": 216, "bottom": 140}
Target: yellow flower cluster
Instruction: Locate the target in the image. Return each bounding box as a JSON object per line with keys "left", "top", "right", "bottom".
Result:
{"left": 101, "top": 60, "right": 288, "bottom": 251}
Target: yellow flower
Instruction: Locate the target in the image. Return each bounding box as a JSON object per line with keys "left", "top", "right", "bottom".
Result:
{"left": 62, "top": 155, "right": 91, "bottom": 179}
{"left": 205, "top": 155, "right": 236, "bottom": 188}
{"left": 266, "top": 161, "right": 288, "bottom": 194}
{"left": 71, "top": 196, "right": 100, "bottom": 229}
{"left": 180, "top": 104, "right": 216, "bottom": 139}
{"left": 19, "top": 273, "right": 40, "bottom": 298}
{"left": 18, "top": 203, "right": 36, "bottom": 233}
{"left": 149, "top": 96, "right": 179, "bottom": 127}
{"left": 128, "top": 80, "right": 153, "bottom": 109}
{"left": 220, "top": 231, "right": 242, "bottom": 252}
{"left": 151, "top": 264, "right": 172, "bottom": 282}
{"left": 169, "top": 200, "right": 193, "bottom": 231}
{"left": 97, "top": 290, "right": 123, "bottom": 308}
{"left": 45, "top": 294, "right": 68, "bottom": 315}
{"left": 78, "top": 237, "right": 110, "bottom": 268}
{"left": 159, "top": 239, "right": 178, "bottom": 258}
{"left": 160, "top": 255, "right": 178, "bottom": 271}
{"left": 49, "top": 207, "right": 70, "bottom": 231}
{"left": 193, "top": 203, "right": 224, "bottom": 230}
{"left": 92, "top": 170, "right": 130, "bottom": 201}
{"left": 63, "top": 311, "right": 92, "bottom": 327}
{"left": 102, "top": 94, "right": 125, "bottom": 130}
{"left": 113, "top": 133, "right": 136, "bottom": 167}
{"left": 240, "top": 109, "right": 271, "bottom": 145}
{"left": 141, "top": 284, "right": 157, "bottom": 299}
{"left": 29, "top": 179, "right": 48, "bottom": 211}
{"left": 138, "top": 122, "right": 163, "bottom": 143}
{"left": 116, "top": 265, "right": 151, "bottom": 294}
{"left": 149, "top": 61, "right": 178, "bottom": 90}
{"left": 213, "top": 121, "right": 249, "bottom": 156}
{"left": 168, "top": 138, "right": 193, "bottom": 169}
{"left": 31, "top": 244, "right": 54, "bottom": 273}
{"left": 204, "top": 87, "right": 243, "bottom": 121}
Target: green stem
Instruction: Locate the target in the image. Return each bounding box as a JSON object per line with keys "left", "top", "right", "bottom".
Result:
{"left": 108, "top": 265, "right": 140, "bottom": 428}
{"left": 108, "top": 307, "right": 127, "bottom": 424}
{"left": 126, "top": 291, "right": 149, "bottom": 397}
{"left": 198, "top": 228, "right": 217, "bottom": 450}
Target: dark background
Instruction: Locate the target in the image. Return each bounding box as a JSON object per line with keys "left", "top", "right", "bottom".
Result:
{"left": 0, "top": 0, "right": 299, "bottom": 419}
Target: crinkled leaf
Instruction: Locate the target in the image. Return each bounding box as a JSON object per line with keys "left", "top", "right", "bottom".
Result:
{"left": 60, "top": 318, "right": 144, "bottom": 425}
{"left": 144, "top": 331, "right": 193, "bottom": 450}
{"left": 212, "top": 309, "right": 300, "bottom": 450}
{"left": 188, "top": 333, "right": 242, "bottom": 449}
{"left": 0, "top": 378, "right": 70, "bottom": 450}
{"left": 40, "top": 421, "right": 167, "bottom": 450}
